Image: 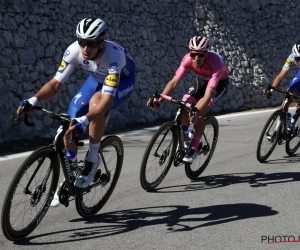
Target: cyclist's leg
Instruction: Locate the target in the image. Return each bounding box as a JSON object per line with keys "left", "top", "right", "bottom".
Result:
{"left": 52, "top": 76, "right": 100, "bottom": 207}
{"left": 181, "top": 76, "right": 206, "bottom": 135}
{"left": 182, "top": 78, "right": 207, "bottom": 162}
{"left": 184, "top": 78, "right": 228, "bottom": 163}
{"left": 64, "top": 76, "right": 101, "bottom": 153}
{"left": 287, "top": 71, "right": 300, "bottom": 110}
{"left": 76, "top": 65, "right": 135, "bottom": 188}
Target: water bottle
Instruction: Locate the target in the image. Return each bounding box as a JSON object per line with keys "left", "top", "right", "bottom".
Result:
{"left": 183, "top": 129, "right": 194, "bottom": 149}
{"left": 66, "top": 150, "right": 78, "bottom": 174}
{"left": 288, "top": 115, "right": 295, "bottom": 131}
{"left": 188, "top": 129, "right": 194, "bottom": 140}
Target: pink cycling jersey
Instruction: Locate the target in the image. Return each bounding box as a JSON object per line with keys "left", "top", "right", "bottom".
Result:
{"left": 175, "top": 51, "right": 230, "bottom": 91}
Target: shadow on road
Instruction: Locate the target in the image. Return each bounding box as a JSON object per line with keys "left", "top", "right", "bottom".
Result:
{"left": 149, "top": 172, "right": 300, "bottom": 193}
{"left": 14, "top": 203, "right": 277, "bottom": 245}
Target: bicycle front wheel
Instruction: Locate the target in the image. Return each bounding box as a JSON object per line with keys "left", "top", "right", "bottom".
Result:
{"left": 140, "top": 122, "right": 178, "bottom": 191}
{"left": 185, "top": 117, "right": 219, "bottom": 179}
{"left": 75, "top": 136, "right": 123, "bottom": 217}
{"left": 1, "top": 146, "right": 60, "bottom": 241}
{"left": 256, "top": 109, "right": 282, "bottom": 162}
{"left": 286, "top": 113, "right": 300, "bottom": 155}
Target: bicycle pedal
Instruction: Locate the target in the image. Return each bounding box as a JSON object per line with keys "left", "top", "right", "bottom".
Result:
{"left": 58, "top": 182, "right": 70, "bottom": 207}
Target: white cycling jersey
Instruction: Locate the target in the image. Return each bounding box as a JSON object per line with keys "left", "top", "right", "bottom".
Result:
{"left": 54, "top": 40, "right": 126, "bottom": 84}
{"left": 283, "top": 53, "right": 300, "bottom": 70}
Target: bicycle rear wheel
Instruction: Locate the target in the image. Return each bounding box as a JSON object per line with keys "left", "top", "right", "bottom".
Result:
{"left": 286, "top": 113, "right": 300, "bottom": 155}
{"left": 140, "top": 122, "right": 178, "bottom": 191}
{"left": 185, "top": 117, "right": 219, "bottom": 179}
{"left": 256, "top": 109, "right": 283, "bottom": 162}
{"left": 1, "top": 146, "right": 59, "bottom": 241}
{"left": 75, "top": 136, "right": 123, "bottom": 217}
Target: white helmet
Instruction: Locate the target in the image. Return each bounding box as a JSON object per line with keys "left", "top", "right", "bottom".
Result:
{"left": 189, "top": 36, "right": 209, "bottom": 52}
{"left": 292, "top": 43, "right": 300, "bottom": 57}
{"left": 76, "top": 18, "right": 107, "bottom": 40}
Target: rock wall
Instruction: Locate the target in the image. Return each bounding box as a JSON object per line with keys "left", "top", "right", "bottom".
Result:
{"left": 0, "top": 0, "right": 299, "bottom": 142}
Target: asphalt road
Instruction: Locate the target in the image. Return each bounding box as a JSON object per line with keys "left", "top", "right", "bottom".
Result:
{"left": 1, "top": 108, "right": 300, "bottom": 250}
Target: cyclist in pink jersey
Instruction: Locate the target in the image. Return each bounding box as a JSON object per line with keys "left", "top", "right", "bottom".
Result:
{"left": 148, "top": 35, "right": 229, "bottom": 163}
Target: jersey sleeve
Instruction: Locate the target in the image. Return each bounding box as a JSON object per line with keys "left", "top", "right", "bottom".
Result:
{"left": 174, "top": 53, "right": 191, "bottom": 80}
{"left": 283, "top": 53, "right": 294, "bottom": 70}
{"left": 207, "top": 59, "right": 229, "bottom": 91}
{"left": 102, "top": 48, "right": 126, "bottom": 97}
{"left": 54, "top": 42, "right": 77, "bottom": 84}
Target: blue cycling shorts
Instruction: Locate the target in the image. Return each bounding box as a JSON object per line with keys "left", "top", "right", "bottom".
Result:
{"left": 67, "top": 56, "right": 135, "bottom": 118}
{"left": 288, "top": 70, "right": 300, "bottom": 93}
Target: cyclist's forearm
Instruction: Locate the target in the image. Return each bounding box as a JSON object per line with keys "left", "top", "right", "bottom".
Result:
{"left": 35, "top": 79, "right": 62, "bottom": 102}
{"left": 162, "top": 76, "right": 180, "bottom": 96}
{"left": 271, "top": 76, "right": 282, "bottom": 88}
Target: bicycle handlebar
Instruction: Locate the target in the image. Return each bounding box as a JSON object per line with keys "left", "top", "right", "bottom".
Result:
{"left": 150, "top": 90, "right": 197, "bottom": 111}
{"left": 14, "top": 104, "right": 71, "bottom": 127}
{"left": 15, "top": 103, "right": 83, "bottom": 146}
{"left": 270, "top": 87, "right": 300, "bottom": 101}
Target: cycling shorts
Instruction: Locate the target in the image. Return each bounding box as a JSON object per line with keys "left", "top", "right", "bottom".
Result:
{"left": 288, "top": 70, "right": 300, "bottom": 93}
{"left": 67, "top": 56, "right": 135, "bottom": 118}
{"left": 188, "top": 76, "right": 229, "bottom": 104}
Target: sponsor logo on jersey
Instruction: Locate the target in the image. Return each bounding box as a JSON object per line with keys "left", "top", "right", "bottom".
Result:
{"left": 285, "top": 58, "right": 291, "bottom": 66}
{"left": 118, "top": 85, "right": 134, "bottom": 98}
{"left": 74, "top": 92, "right": 82, "bottom": 104}
{"left": 122, "top": 67, "right": 130, "bottom": 76}
{"left": 58, "top": 60, "right": 69, "bottom": 73}
{"left": 109, "top": 62, "right": 118, "bottom": 67}
{"left": 102, "top": 87, "right": 116, "bottom": 96}
{"left": 105, "top": 74, "right": 118, "bottom": 87}
{"left": 63, "top": 50, "right": 70, "bottom": 59}
{"left": 109, "top": 65, "right": 119, "bottom": 74}
{"left": 83, "top": 60, "right": 89, "bottom": 65}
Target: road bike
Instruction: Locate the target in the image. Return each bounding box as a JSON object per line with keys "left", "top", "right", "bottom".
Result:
{"left": 140, "top": 91, "right": 219, "bottom": 191}
{"left": 1, "top": 103, "right": 124, "bottom": 241}
{"left": 256, "top": 88, "right": 300, "bottom": 162}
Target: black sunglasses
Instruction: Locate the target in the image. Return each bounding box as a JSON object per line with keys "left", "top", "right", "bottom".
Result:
{"left": 190, "top": 52, "right": 206, "bottom": 59}
{"left": 78, "top": 39, "right": 101, "bottom": 49}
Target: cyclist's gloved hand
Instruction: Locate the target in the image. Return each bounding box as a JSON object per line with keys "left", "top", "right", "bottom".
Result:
{"left": 19, "top": 97, "right": 38, "bottom": 114}
{"left": 71, "top": 116, "right": 89, "bottom": 134}
{"left": 263, "top": 84, "right": 273, "bottom": 99}
{"left": 152, "top": 98, "right": 163, "bottom": 111}
{"left": 189, "top": 111, "right": 199, "bottom": 125}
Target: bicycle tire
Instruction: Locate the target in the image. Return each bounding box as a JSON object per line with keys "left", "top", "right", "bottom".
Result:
{"left": 75, "top": 135, "right": 123, "bottom": 217}
{"left": 185, "top": 117, "right": 219, "bottom": 179}
{"left": 140, "top": 122, "right": 178, "bottom": 191}
{"left": 286, "top": 113, "right": 300, "bottom": 155}
{"left": 1, "top": 146, "right": 59, "bottom": 241}
{"left": 256, "top": 109, "right": 283, "bottom": 163}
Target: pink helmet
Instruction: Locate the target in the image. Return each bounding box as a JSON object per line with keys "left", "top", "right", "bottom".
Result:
{"left": 189, "top": 36, "right": 209, "bottom": 52}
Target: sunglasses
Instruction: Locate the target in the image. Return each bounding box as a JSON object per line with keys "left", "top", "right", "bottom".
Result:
{"left": 190, "top": 52, "right": 206, "bottom": 59}
{"left": 78, "top": 39, "right": 101, "bottom": 49}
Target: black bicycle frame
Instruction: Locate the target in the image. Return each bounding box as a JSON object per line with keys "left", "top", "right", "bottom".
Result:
{"left": 53, "top": 121, "right": 77, "bottom": 196}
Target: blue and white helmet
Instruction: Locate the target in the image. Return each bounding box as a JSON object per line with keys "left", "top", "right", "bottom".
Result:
{"left": 76, "top": 18, "right": 107, "bottom": 40}
{"left": 292, "top": 43, "right": 300, "bottom": 57}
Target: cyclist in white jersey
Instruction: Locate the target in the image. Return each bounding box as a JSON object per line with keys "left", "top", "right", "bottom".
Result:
{"left": 265, "top": 43, "right": 300, "bottom": 97}
{"left": 264, "top": 43, "right": 300, "bottom": 136}
{"left": 17, "top": 18, "right": 135, "bottom": 205}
